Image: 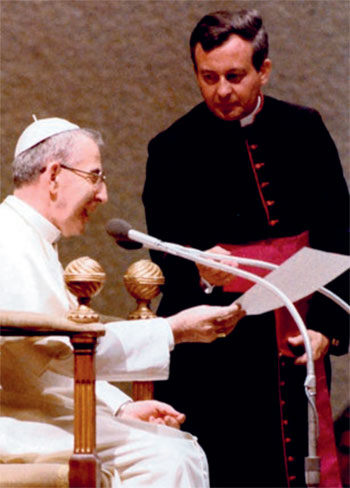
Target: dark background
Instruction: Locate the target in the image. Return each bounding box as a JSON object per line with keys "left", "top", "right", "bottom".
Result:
{"left": 1, "top": 0, "right": 349, "bottom": 416}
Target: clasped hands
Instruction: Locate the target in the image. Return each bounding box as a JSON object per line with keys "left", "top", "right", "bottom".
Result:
{"left": 288, "top": 330, "right": 330, "bottom": 365}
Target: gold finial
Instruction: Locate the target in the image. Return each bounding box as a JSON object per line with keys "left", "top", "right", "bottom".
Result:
{"left": 64, "top": 256, "right": 106, "bottom": 323}
{"left": 124, "top": 259, "right": 164, "bottom": 320}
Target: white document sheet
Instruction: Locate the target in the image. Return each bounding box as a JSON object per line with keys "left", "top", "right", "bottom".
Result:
{"left": 234, "top": 247, "right": 349, "bottom": 315}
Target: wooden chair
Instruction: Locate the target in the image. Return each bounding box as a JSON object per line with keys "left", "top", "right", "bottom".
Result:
{"left": 0, "top": 309, "right": 105, "bottom": 488}
{"left": 0, "top": 256, "right": 164, "bottom": 486}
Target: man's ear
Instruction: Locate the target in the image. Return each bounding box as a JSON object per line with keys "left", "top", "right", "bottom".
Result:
{"left": 46, "top": 162, "right": 61, "bottom": 194}
{"left": 259, "top": 58, "right": 272, "bottom": 86}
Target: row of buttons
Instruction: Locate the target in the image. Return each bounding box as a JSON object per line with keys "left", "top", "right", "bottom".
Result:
{"left": 279, "top": 358, "right": 301, "bottom": 486}
{"left": 247, "top": 141, "right": 280, "bottom": 227}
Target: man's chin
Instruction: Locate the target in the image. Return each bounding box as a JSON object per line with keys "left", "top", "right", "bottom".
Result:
{"left": 213, "top": 107, "right": 242, "bottom": 122}
{"left": 62, "top": 223, "right": 86, "bottom": 238}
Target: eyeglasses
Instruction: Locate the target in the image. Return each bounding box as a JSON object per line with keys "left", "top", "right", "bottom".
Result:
{"left": 60, "top": 164, "right": 107, "bottom": 185}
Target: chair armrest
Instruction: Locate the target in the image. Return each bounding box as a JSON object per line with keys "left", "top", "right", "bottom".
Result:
{"left": 0, "top": 310, "right": 105, "bottom": 337}
{"left": 0, "top": 463, "right": 69, "bottom": 488}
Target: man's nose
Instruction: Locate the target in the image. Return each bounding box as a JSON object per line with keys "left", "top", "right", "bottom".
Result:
{"left": 217, "top": 77, "right": 232, "bottom": 98}
{"left": 96, "top": 182, "right": 108, "bottom": 203}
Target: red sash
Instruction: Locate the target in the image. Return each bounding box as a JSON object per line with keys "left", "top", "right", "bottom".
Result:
{"left": 220, "top": 232, "right": 341, "bottom": 487}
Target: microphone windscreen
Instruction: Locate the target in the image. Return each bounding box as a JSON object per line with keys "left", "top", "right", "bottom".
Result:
{"left": 105, "top": 219, "right": 142, "bottom": 250}
{"left": 106, "top": 218, "right": 131, "bottom": 237}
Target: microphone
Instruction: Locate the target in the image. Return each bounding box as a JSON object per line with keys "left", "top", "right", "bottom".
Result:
{"left": 106, "top": 219, "right": 142, "bottom": 249}
{"left": 105, "top": 218, "right": 191, "bottom": 255}
{"left": 106, "top": 219, "right": 277, "bottom": 268}
{"left": 105, "top": 219, "right": 350, "bottom": 314}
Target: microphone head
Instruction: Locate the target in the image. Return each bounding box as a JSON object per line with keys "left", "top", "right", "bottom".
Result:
{"left": 105, "top": 219, "right": 142, "bottom": 250}
{"left": 106, "top": 218, "right": 131, "bottom": 237}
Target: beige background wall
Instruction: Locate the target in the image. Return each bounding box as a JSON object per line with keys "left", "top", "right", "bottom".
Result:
{"left": 1, "top": 0, "right": 349, "bottom": 416}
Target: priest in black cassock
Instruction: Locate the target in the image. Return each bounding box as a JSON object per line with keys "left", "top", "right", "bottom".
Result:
{"left": 142, "top": 9, "right": 349, "bottom": 488}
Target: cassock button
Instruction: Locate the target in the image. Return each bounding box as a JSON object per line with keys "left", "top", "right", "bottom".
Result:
{"left": 261, "top": 181, "right": 269, "bottom": 188}
{"left": 288, "top": 475, "right": 297, "bottom": 481}
{"left": 280, "top": 380, "right": 286, "bottom": 387}
{"left": 288, "top": 456, "right": 295, "bottom": 462}
{"left": 255, "top": 162, "right": 265, "bottom": 169}
{"left": 285, "top": 437, "right": 292, "bottom": 443}
{"left": 266, "top": 200, "right": 275, "bottom": 206}
{"left": 250, "top": 144, "right": 258, "bottom": 150}
{"left": 269, "top": 219, "right": 280, "bottom": 226}
{"left": 283, "top": 420, "right": 288, "bottom": 426}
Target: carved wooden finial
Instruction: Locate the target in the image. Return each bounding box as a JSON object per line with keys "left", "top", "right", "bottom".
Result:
{"left": 124, "top": 259, "right": 165, "bottom": 320}
{"left": 64, "top": 256, "right": 106, "bottom": 323}
{"left": 124, "top": 259, "right": 165, "bottom": 400}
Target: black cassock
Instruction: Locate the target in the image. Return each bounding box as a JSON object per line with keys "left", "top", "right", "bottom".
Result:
{"left": 142, "top": 96, "right": 349, "bottom": 487}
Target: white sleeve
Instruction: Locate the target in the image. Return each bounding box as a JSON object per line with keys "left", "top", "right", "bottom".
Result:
{"left": 48, "top": 317, "right": 174, "bottom": 382}
{"left": 95, "top": 318, "right": 173, "bottom": 381}
{"left": 95, "top": 380, "right": 132, "bottom": 413}
{"left": 94, "top": 318, "right": 174, "bottom": 412}
{"left": 47, "top": 318, "right": 173, "bottom": 414}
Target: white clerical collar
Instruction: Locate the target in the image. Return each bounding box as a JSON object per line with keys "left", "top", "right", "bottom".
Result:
{"left": 4, "top": 195, "right": 61, "bottom": 245}
{"left": 240, "top": 95, "right": 262, "bottom": 127}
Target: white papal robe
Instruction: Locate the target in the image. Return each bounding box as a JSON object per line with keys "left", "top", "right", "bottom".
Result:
{"left": 0, "top": 195, "right": 209, "bottom": 487}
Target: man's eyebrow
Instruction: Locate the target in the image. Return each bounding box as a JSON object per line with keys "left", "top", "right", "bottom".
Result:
{"left": 199, "top": 67, "right": 246, "bottom": 74}
{"left": 226, "top": 68, "right": 246, "bottom": 74}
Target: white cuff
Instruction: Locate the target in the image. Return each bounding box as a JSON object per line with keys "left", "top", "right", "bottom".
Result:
{"left": 115, "top": 400, "right": 133, "bottom": 417}
{"left": 165, "top": 320, "right": 175, "bottom": 351}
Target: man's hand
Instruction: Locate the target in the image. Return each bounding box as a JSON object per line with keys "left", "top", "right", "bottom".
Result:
{"left": 196, "top": 245, "right": 238, "bottom": 287}
{"left": 287, "top": 330, "right": 330, "bottom": 365}
{"left": 168, "top": 302, "right": 246, "bottom": 344}
{"left": 118, "top": 400, "right": 186, "bottom": 429}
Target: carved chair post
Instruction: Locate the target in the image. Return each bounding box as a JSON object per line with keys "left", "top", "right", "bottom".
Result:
{"left": 64, "top": 256, "right": 106, "bottom": 488}
{"left": 123, "top": 259, "right": 165, "bottom": 401}
{"left": 69, "top": 334, "right": 101, "bottom": 488}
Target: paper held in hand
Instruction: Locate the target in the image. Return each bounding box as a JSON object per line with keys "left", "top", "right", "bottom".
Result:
{"left": 234, "top": 247, "right": 350, "bottom": 315}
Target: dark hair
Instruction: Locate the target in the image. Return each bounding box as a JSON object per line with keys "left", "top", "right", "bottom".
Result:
{"left": 190, "top": 9, "right": 268, "bottom": 72}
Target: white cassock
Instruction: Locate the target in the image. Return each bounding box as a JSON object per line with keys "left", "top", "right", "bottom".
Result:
{"left": 0, "top": 195, "right": 209, "bottom": 487}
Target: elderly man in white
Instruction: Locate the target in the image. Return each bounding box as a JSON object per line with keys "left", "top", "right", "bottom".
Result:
{"left": 0, "top": 117, "right": 244, "bottom": 487}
